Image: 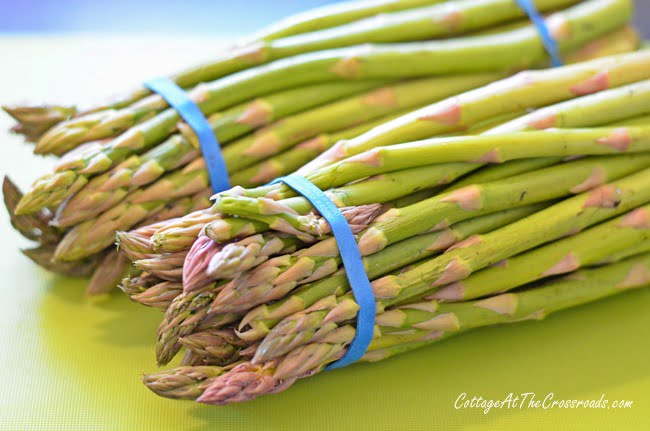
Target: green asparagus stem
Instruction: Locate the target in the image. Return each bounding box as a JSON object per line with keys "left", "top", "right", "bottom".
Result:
{"left": 53, "top": 159, "right": 211, "bottom": 261}
{"left": 21, "top": 246, "right": 100, "bottom": 278}
{"left": 594, "top": 240, "right": 650, "bottom": 264}
{"left": 248, "top": 0, "right": 445, "bottom": 42}
{"left": 488, "top": 81, "right": 650, "bottom": 134}
{"left": 426, "top": 205, "right": 650, "bottom": 301}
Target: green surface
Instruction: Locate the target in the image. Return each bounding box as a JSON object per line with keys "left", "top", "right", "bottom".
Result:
{"left": 1, "top": 35, "right": 649, "bottom": 431}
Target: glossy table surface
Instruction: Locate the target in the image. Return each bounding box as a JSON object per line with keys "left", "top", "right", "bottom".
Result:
{"left": 0, "top": 35, "right": 649, "bottom": 431}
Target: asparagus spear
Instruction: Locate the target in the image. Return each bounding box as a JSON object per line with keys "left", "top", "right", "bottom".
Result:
{"left": 2, "top": 104, "right": 76, "bottom": 143}
{"left": 129, "top": 280, "right": 183, "bottom": 310}
{"left": 11, "top": 10, "right": 635, "bottom": 145}
{"left": 258, "top": 0, "right": 582, "bottom": 58}
{"left": 179, "top": 329, "right": 251, "bottom": 366}
{"left": 17, "top": 0, "right": 630, "bottom": 216}
{"left": 233, "top": 203, "right": 543, "bottom": 340}
{"left": 237, "top": 166, "right": 650, "bottom": 340}
{"left": 40, "top": 80, "right": 390, "bottom": 157}
{"left": 143, "top": 365, "right": 226, "bottom": 400}
{"left": 2, "top": 177, "right": 61, "bottom": 245}
{"left": 427, "top": 205, "right": 650, "bottom": 301}
{"left": 195, "top": 253, "right": 650, "bottom": 404}
{"left": 247, "top": 0, "right": 445, "bottom": 42}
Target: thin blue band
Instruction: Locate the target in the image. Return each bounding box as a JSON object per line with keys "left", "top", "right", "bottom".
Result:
{"left": 516, "top": 0, "right": 563, "bottom": 67}
{"left": 270, "top": 175, "right": 376, "bottom": 370}
{"left": 143, "top": 77, "right": 231, "bottom": 193}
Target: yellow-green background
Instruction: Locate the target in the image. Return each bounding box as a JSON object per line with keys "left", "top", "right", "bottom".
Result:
{"left": 1, "top": 36, "right": 649, "bottom": 431}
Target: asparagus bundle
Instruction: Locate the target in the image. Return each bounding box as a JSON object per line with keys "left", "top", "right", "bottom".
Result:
{"left": 2, "top": 0, "right": 609, "bottom": 142}
{"left": 119, "top": 119, "right": 650, "bottom": 396}
{"left": 4, "top": 0, "right": 638, "bottom": 297}
{"left": 135, "top": 157, "right": 650, "bottom": 403}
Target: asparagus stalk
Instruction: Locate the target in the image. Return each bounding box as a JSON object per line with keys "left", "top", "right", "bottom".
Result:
{"left": 235, "top": 205, "right": 551, "bottom": 341}
{"left": 143, "top": 365, "right": 226, "bottom": 400}
{"left": 248, "top": 0, "right": 447, "bottom": 42}
{"left": 49, "top": 81, "right": 389, "bottom": 226}
{"left": 196, "top": 253, "right": 650, "bottom": 404}
{"left": 17, "top": 0, "right": 631, "bottom": 216}
{"left": 594, "top": 240, "right": 650, "bottom": 264}
{"left": 73, "top": 1, "right": 448, "bottom": 119}
{"left": 179, "top": 329, "right": 251, "bottom": 366}
{"left": 53, "top": 159, "right": 211, "bottom": 261}
{"left": 129, "top": 281, "right": 183, "bottom": 310}
{"left": 143, "top": 118, "right": 650, "bottom": 260}
{"left": 238, "top": 166, "right": 650, "bottom": 340}
{"left": 488, "top": 81, "right": 650, "bottom": 134}
{"left": 426, "top": 205, "right": 650, "bottom": 301}
{"left": 10, "top": 7, "right": 634, "bottom": 144}
{"left": 2, "top": 104, "right": 76, "bottom": 143}
{"left": 154, "top": 74, "right": 650, "bottom": 225}
{"left": 260, "top": 0, "right": 582, "bottom": 58}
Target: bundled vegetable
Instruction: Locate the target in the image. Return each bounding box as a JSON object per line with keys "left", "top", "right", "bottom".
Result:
{"left": 2, "top": 0, "right": 639, "bottom": 296}
{"left": 132, "top": 137, "right": 650, "bottom": 404}
{"left": 114, "top": 49, "right": 650, "bottom": 405}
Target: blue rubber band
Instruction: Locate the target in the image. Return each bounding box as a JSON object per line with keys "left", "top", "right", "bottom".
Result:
{"left": 143, "top": 77, "right": 231, "bottom": 193}
{"left": 516, "top": 0, "right": 563, "bottom": 67}
{"left": 270, "top": 175, "right": 376, "bottom": 370}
